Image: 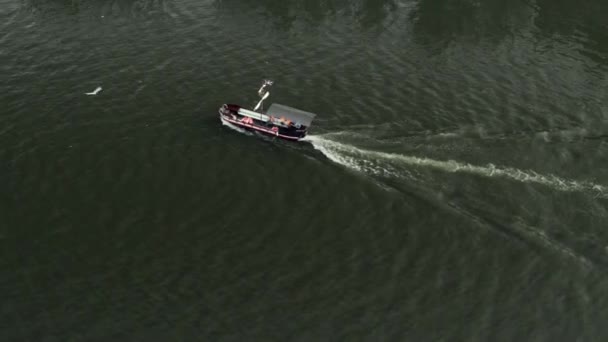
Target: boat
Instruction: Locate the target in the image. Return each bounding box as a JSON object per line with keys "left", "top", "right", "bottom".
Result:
{"left": 219, "top": 80, "right": 316, "bottom": 141}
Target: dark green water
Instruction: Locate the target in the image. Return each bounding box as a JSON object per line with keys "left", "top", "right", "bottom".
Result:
{"left": 2, "top": 0, "right": 608, "bottom": 340}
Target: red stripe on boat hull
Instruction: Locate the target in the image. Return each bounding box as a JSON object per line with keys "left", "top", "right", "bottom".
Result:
{"left": 221, "top": 116, "right": 304, "bottom": 141}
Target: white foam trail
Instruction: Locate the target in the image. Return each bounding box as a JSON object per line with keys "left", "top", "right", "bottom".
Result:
{"left": 304, "top": 135, "right": 608, "bottom": 198}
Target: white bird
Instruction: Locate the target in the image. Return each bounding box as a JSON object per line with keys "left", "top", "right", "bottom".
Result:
{"left": 85, "top": 86, "right": 102, "bottom": 95}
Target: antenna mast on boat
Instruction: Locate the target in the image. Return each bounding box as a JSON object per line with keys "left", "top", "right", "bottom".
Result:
{"left": 254, "top": 79, "right": 273, "bottom": 112}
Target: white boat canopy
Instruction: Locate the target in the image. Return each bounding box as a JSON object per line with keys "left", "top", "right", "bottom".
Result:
{"left": 238, "top": 108, "right": 270, "bottom": 122}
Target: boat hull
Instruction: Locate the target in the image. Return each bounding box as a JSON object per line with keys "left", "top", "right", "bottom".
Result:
{"left": 219, "top": 105, "right": 308, "bottom": 141}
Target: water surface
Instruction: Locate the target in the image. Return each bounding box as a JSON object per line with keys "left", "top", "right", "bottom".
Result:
{"left": 2, "top": 0, "right": 608, "bottom": 340}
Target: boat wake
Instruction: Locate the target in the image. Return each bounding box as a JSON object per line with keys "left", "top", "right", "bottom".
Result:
{"left": 305, "top": 133, "right": 608, "bottom": 270}
{"left": 304, "top": 134, "right": 608, "bottom": 198}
